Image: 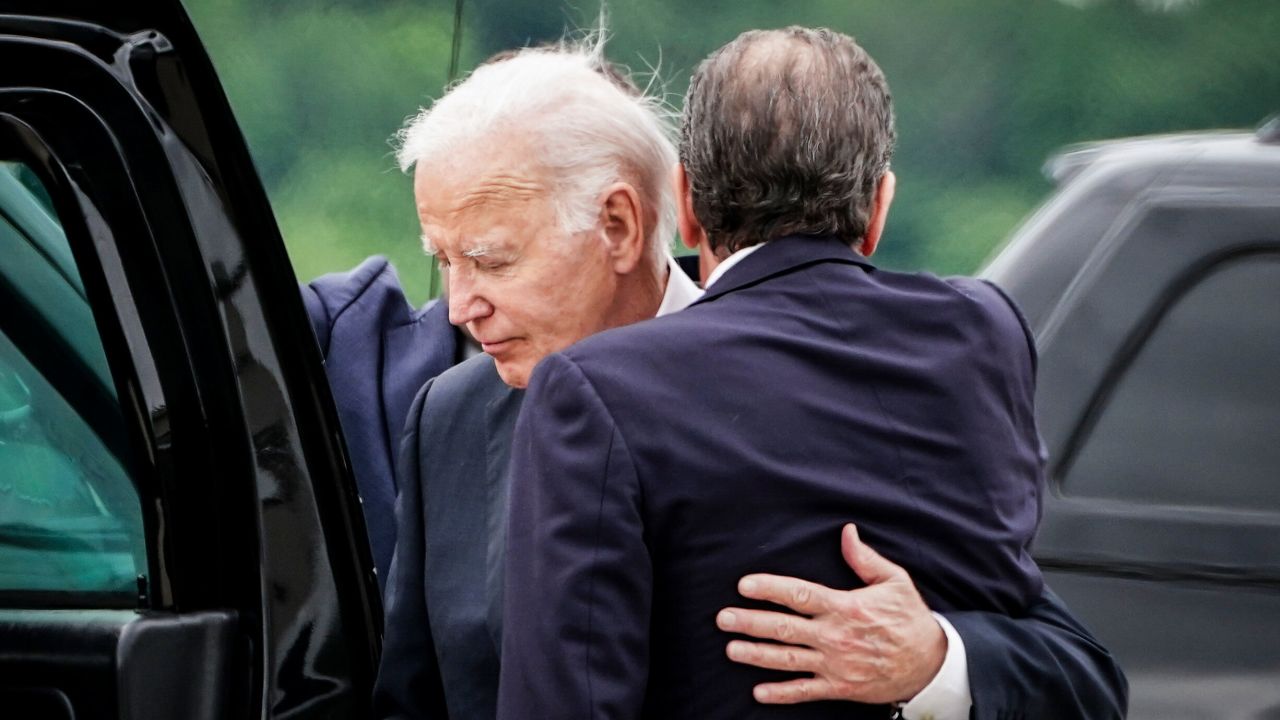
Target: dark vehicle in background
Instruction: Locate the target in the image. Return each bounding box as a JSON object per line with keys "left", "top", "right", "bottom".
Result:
{"left": 0, "top": 0, "right": 1277, "bottom": 717}
{"left": 983, "top": 121, "right": 1280, "bottom": 719}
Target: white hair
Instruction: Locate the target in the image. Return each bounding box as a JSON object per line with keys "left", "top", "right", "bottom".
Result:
{"left": 395, "top": 33, "right": 678, "bottom": 275}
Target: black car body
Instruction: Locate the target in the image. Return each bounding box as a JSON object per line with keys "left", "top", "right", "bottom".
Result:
{"left": 0, "top": 1, "right": 380, "bottom": 717}
{"left": 983, "top": 124, "right": 1280, "bottom": 719}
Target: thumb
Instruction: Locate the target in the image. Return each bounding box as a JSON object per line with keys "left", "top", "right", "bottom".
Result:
{"left": 841, "top": 524, "right": 906, "bottom": 586}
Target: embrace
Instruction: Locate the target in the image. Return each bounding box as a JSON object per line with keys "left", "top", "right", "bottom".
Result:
{"left": 302, "top": 25, "right": 1128, "bottom": 720}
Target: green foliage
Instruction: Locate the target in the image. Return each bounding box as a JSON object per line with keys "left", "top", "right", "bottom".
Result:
{"left": 186, "top": 0, "right": 460, "bottom": 302}
{"left": 184, "top": 0, "right": 1280, "bottom": 302}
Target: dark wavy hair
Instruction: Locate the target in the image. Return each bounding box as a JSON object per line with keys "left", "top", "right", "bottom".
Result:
{"left": 679, "top": 27, "right": 896, "bottom": 255}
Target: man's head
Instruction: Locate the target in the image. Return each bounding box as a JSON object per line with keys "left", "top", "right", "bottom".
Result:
{"left": 675, "top": 27, "right": 897, "bottom": 269}
{"left": 397, "top": 41, "right": 677, "bottom": 387}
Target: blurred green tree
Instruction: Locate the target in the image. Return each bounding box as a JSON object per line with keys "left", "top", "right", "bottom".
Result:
{"left": 185, "top": 0, "right": 1280, "bottom": 303}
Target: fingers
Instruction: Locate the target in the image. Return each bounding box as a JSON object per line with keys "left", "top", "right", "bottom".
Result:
{"left": 735, "top": 573, "right": 835, "bottom": 615}
{"left": 752, "top": 678, "right": 841, "bottom": 705}
{"left": 724, "top": 640, "right": 822, "bottom": 673}
{"left": 717, "top": 607, "right": 820, "bottom": 646}
{"left": 840, "top": 523, "right": 907, "bottom": 586}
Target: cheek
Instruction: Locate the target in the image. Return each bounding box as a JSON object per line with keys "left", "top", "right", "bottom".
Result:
{"left": 506, "top": 237, "right": 614, "bottom": 352}
{"left": 555, "top": 244, "right": 614, "bottom": 305}
{"left": 516, "top": 251, "right": 597, "bottom": 329}
{"left": 546, "top": 271, "right": 610, "bottom": 338}
{"left": 481, "top": 278, "right": 569, "bottom": 364}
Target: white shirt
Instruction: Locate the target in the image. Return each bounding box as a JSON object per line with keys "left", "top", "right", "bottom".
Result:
{"left": 703, "top": 243, "right": 764, "bottom": 291}
{"left": 656, "top": 253, "right": 704, "bottom": 316}
{"left": 699, "top": 244, "right": 972, "bottom": 720}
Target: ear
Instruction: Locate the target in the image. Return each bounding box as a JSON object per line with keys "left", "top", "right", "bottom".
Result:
{"left": 599, "top": 182, "right": 646, "bottom": 274}
{"left": 673, "top": 164, "right": 706, "bottom": 252}
{"left": 860, "top": 170, "right": 895, "bottom": 257}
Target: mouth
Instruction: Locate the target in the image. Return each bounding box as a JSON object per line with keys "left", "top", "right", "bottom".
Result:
{"left": 479, "top": 338, "right": 517, "bottom": 355}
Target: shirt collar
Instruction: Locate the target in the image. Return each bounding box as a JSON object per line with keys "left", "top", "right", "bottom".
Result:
{"left": 656, "top": 253, "right": 704, "bottom": 317}
{"left": 703, "top": 243, "right": 765, "bottom": 292}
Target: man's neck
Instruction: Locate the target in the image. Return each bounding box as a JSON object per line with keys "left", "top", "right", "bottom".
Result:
{"left": 605, "top": 262, "right": 667, "bottom": 330}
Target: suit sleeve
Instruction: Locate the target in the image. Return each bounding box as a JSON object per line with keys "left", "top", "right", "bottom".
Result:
{"left": 372, "top": 380, "right": 450, "bottom": 719}
{"left": 497, "top": 353, "right": 651, "bottom": 720}
{"left": 944, "top": 587, "right": 1128, "bottom": 720}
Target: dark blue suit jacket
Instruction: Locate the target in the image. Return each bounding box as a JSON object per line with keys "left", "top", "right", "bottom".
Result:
{"left": 371, "top": 245, "right": 1126, "bottom": 720}
{"left": 374, "top": 354, "right": 523, "bottom": 720}
{"left": 499, "top": 236, "right": 1063, "bottom": 719}
{"left": 301, "top": 256, "right": 457, "bottom": 591}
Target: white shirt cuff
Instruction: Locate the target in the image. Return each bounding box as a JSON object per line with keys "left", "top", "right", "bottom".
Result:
{"left": 898, "top": 613, "right": 972, "bottom": 720}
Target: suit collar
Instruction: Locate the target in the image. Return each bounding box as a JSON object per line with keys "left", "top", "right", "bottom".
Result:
{"left": 693, "top": 235, "right": 875, "bottom": 306}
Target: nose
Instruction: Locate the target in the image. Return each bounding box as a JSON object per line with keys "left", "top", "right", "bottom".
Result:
{"left": 446, "top": 266, "right": 494, "bottom": 327}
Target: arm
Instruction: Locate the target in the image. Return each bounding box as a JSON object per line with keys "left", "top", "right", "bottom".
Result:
{"left": 497, "top": 354, "right": 651, "bottom": 720}
{"left": 371, "top": 381, "right": 449, "bottom": 719}
{"left": 948, "top": 587, "right": 1127, "bottom": 720}
{"left": 717, "top": 525, "right": 1127, "bottom": 720}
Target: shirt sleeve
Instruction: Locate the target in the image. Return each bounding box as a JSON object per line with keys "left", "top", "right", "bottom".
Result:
{"left": 899, "top": 613, "right": 972, "bottom": 720}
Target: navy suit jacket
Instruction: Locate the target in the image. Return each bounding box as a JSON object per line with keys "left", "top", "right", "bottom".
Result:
{"left": 499, "top": 236, "right": 1059, "bottom": 719}
{"left": 374, "top": 354, "right": 523, "bottom": 720}
{"left": 301, "top": 256, "right": 457, "bottom": 591}
{"left": 373, "top": 245, "right": 1126, "bottom": 720}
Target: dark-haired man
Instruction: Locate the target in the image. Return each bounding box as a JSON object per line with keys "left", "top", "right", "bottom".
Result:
{"left": 497, "top": 27, "right": 1124, "bottom": 719}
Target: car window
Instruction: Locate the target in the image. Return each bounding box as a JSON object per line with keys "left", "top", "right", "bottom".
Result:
{"left": 0, "top": 161, "right": 145, "bottom": 602}
{"left": 1063, "top": 252, "right": 1280, "bottom": 510}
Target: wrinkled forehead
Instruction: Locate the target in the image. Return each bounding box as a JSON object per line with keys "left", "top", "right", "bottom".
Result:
{"left": 412, "top": 144, "right": 563, "bottom": 256}
{"left": 418, "top": 165, "right": 544, "bottom": 215}
{"left": 414, "top": 141, "right": 552, "bottom": 216}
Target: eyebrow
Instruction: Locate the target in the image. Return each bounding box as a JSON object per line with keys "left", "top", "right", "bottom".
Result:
{"left": 420, "top": 235, "right": 502, "bottom": 259}
{"left": 462, "top": 244, "right": 499, "bottom": 258}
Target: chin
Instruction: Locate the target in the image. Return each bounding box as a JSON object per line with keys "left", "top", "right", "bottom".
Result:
{"left": 494, "top": 360, "right": 531, "bottom": 389}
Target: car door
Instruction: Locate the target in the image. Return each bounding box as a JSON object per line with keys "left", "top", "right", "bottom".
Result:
{"left": 0, "top": 1, "right": 380, "bottom": 718}
{"left": 991, "top": 151, "right": 1280, "bottom": 719}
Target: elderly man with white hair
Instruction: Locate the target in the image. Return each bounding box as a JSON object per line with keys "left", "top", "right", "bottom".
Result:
{"left": 371, "top": 37, "right": 1125, "bottom": 720}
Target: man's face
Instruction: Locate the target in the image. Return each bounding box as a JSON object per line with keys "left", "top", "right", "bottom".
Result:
{"left": 414, "top": 144, "right": 620, "bottom": 388}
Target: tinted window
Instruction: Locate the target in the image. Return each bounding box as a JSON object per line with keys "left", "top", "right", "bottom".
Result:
{"left": 0, "top": 162, "right": 145, "bottom": 600}
{"left": 1064, "top": 254, "right": 1280, "bottom": 510}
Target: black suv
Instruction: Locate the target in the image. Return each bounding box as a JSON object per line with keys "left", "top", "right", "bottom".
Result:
{"left": 983, "top": 122, "right": 1280, "bottom": 720}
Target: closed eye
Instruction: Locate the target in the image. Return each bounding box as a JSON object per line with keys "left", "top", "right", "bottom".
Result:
{"left": 476, "top": 258, "right": 510, "bottom": 272}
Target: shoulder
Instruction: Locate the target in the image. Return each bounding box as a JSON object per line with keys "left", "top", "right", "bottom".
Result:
{"left": 945, "top": 276, "right": 1038, "bottom": 372}
{"left": 856, "top": 268, "right": 1031, "bottom": 345}
{"left": 568, "top": 310, "right": 704, "bottom": 362}
{"left": 556, "top": 315, "right": 692, "bottom": 386}
{"left": 302, "top": 256, "right": 408, "bottom": 351}
{"left": 305, "top": 255, "right": 403, "bottom": 318}
{"left": 521, "top": 352, "right": 626, "bottom": 441}
{"left": 532, "top": 314, "right": 721, "bottom": 428}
